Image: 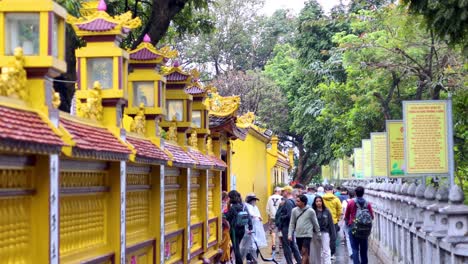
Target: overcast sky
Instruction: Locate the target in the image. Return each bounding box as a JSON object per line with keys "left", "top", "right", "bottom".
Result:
{"left": 261, "top": 0, "right": 347, "bottom": 15}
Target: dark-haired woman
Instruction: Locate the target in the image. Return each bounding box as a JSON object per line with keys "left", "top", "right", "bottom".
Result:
{"left": 311, "top": 196, "right": 336, "bottom": 264}
{"left": 224, "top": 190, "right": 252, "bottom": 264}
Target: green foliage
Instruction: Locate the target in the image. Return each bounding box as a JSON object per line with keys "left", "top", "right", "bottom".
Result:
{"left": 453, "top": 88, "right": 468, "bottom": 201}
{"left": 262, "top": 1, "right": 467, "bottom": 187}
{"left": 172, "top": 0, "right": 298, "bottom": 76}
{"left": 401, "top": 0, "right": 468, "bottom": 49}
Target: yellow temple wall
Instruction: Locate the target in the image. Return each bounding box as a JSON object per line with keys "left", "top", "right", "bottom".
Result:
{"left": 230, "top": 129, "right": 269, "bottom": 223}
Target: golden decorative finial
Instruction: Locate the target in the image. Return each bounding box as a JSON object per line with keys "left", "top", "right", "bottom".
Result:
{"left": 0, "top": 47, "right": 27, "bottom": 100}
{"left": 206, "top": 137, "right": 214, "bottom": 156}
{"left": 52, "top": 92, "right": 61, "bottom": 109}
{"left": 203, "top": 85, "right": 240, "bottom": 117}
{"left": 236, "top": 112, "right": 255, "bottom": 128}
{"left": 130, "top": 103, "right": 146, "bottom": 135}
{"left": 67, "top": 6, "right": 142, "bottom": 37}
{"left": 78, "top": 81, "right": 103, "bottom": 121}
{"left": 159, "top": 46, "right": 178, "bottom": 59}
{"left": 167, "top": 121, "right": 177, "bottom": 142}
{"left": 190, "top": 68, "right": 200, "bottom": 80}
{"left": 189, "top": 130, "right": 198, "bottom": 149}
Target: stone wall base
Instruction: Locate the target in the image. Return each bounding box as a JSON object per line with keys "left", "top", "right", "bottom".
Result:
{"left": 369, "top": 238, "right": 400, "bottom": 264}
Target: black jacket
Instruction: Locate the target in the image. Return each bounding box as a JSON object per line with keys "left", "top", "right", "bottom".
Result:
{"left": 315, "top": 208, "right": 337, "bottom": 242}
{"left": 275, "top": 198, "right": 295, "bottom": 230}
{"left": 224, "top": 202, "right": 253, "bottom": 233}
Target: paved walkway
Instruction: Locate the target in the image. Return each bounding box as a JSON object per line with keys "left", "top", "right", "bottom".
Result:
{"left": 256, "top": 229, "right": 383, "bottom": 264}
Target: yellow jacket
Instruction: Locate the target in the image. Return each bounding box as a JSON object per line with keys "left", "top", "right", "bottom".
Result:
{"left": 322, "top": 193, "right": 342, "bottom": 224}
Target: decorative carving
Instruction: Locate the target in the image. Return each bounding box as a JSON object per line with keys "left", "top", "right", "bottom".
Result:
{"left": 0, "top": 47, "right": 27, "bottom": 100}
{"left": 52, "top": 92, "right": 61, "bottom": 109}
{"left": 130, "top": 103, "right": 146, "bottom": 135}
{"left": 159, "top": 46, "right": 178, "bottom": 59}
{"left": 126, "top": 191, "right": 150, "bottom": 242}
{"left": 164, "top": 191, "right": 178, "bottom": 228}
{"left": 203, "top": 85, "right": 240, "bottom": 117}
{"left": 206, "top": 137, "right": 214, "bottom": 156}
{"left": 67, "top": 4, "right": 141, "bottom": 35}
{"left": 189, "top": 130, "right": 198, "bottom": 149}
{"left": 0, "top": 196, "right": 32, "bottom": 262}
{"left": 167, "top": 120, "right": 177, "bottom": 142}
{"left": 236, "top": 112, "right": 255, "bottom": 128}
{"left": 155, "top": 118, "right": 161, "bottom": 137}
{"left": 77, "top": 81, "right": 103, "bottom": 121}
{"left": 189, "top": 68, "right": 200, "bottom": 81}
{"left": 160, "top": 63, "right": 189, "bottom": 77}
{"left": 60, "top": 196, "right": 106, "bottom": 256}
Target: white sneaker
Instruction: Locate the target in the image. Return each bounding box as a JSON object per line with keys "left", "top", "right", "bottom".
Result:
{"left": 331, "top": 255, "right": 336, "bottom": 260}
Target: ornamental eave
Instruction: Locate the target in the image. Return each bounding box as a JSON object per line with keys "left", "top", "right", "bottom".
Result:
{"left": 164, "top": 142, "right": 197, "bottom": 167}
{"left": 59, "top": 114, "right": 131, "bottom": 160}
{"left": 0, "top": 103, "right": 64, "bottom": 154}
{"left": 67, "top": 10, "right": 141, "bottom": 36}
{"left": 128, "top": 43, "right": 164, "bottom": 63}
{"left": 126, "top": 135, "right": 169, "bottom": 164}
{"left": 187, "top": 148, "right": 215, "bottom": 169}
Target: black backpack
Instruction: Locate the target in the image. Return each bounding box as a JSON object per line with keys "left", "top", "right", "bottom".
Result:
{"left": 351, "top": 199, "right": 373, "bottom": 238}
{"left": 234, "top": 204, "right": 250, "bottom": 228}
{"left": 275, "top": 199, "right": 295, "bottom": 229}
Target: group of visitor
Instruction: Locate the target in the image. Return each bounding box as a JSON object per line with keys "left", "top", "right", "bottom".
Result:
{"left": 220, "top": 184, "right": 373, "bottom": 264}
{"left": 221, "top": 190, "right": 268, "bottom": 263}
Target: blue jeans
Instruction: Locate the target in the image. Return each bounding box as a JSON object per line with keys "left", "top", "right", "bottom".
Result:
{"left": 348, "top": 230, "right": 368, "bottom": 264}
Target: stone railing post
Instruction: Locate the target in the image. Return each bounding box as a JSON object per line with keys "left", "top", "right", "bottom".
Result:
{"left": 439, "top": 185, "right": 468, "bottom": 263}
{"left": 410, "top": 183, "right": 426, "bottom": 264}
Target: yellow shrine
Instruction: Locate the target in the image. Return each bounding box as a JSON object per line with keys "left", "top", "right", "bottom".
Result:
{"left": 0, "top": 0, "right": 295, "bottom": 263}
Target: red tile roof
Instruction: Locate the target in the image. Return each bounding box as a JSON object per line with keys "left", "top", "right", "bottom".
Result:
{"left": 164, "top": 142, "right": 196, "bottom": 167}
{"left": 208, "top": 155, "right": 227, "bottom": 170}
{"left": 77, "top": 19, "right": 117, "bottom": 32}
{"left": 0, "top": 105, "right": 63, "bottom": 153}
{"left": 187, "top": 149, "right": 215, "bottom": 168}
{"left": 127, "top": 136, "right": 169, "bottom": 163}
{"left": 60, "top": 118, "right": 131, "bottom": 160}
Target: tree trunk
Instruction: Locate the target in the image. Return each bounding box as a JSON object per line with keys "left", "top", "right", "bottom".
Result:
{"left": 133, "top": 0, "right": 191, "bottom": 48}
{"left": 373, "top": 71, "right": 400, "bottom": 120}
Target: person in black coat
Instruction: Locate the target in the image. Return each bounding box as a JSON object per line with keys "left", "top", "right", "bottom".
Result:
{"left": 312, "top": 196, "right": 337, "bottom": 263}
{"left": 224, "top": 190, "right": 252, "bottom": 264}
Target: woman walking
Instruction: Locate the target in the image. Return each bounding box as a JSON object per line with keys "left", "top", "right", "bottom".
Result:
{"left": 224, "top": 190, "right": 253, "bottom": 264}
{"left": 311, "top": 196, "right": 337, "bottom": 264}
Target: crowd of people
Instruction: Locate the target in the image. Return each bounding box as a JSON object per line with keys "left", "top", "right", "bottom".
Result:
{"left": 220, "top": 184, "right": 374, "bottom": 264}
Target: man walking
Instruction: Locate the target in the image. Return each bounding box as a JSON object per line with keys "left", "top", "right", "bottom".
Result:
{"left": 288, "top": 194, "right": 321, "bottom": 264}
{"left": 344, "top": 186, "right": 374, "bottom": 264}
{"left": 305, "top": 186, "right": 316, "bottom": 207}
{"left": 322, "top": 185, "right": 342, "bottom": 259}
{"left": 266, "top": 186, "right": 282, "bottom": 252}
{"left": 275, "top": 186, "right": 302, "bottom": 264}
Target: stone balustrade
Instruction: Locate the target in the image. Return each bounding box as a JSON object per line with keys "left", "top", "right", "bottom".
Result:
{"left": 342, "top": 180, "right": 468, "bottom": 264}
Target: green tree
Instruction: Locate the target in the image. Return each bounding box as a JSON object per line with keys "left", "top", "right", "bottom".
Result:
{"left": 173, "top": 1, "right": 298, "bottom": 76}
{"left": 401, "top": 0, "right": 468, "bottom": 49}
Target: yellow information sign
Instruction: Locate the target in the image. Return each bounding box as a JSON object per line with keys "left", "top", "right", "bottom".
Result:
{"left": 403, "top": 101, "right": 449, "bottom": 174}
{"left": 386, "top": 121, "right": 405, "bottom": 176}
{"left": 362, "top": 139, "right": 372, "bottom": 177}
{"left": 342, "top": 157, "right": 350, "bottom": 179}
{"left": 354, "top": 148, "right": 363, "bottom": 178}
{"left": 371, "top": 133, "right": 388, "bottom": 177}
